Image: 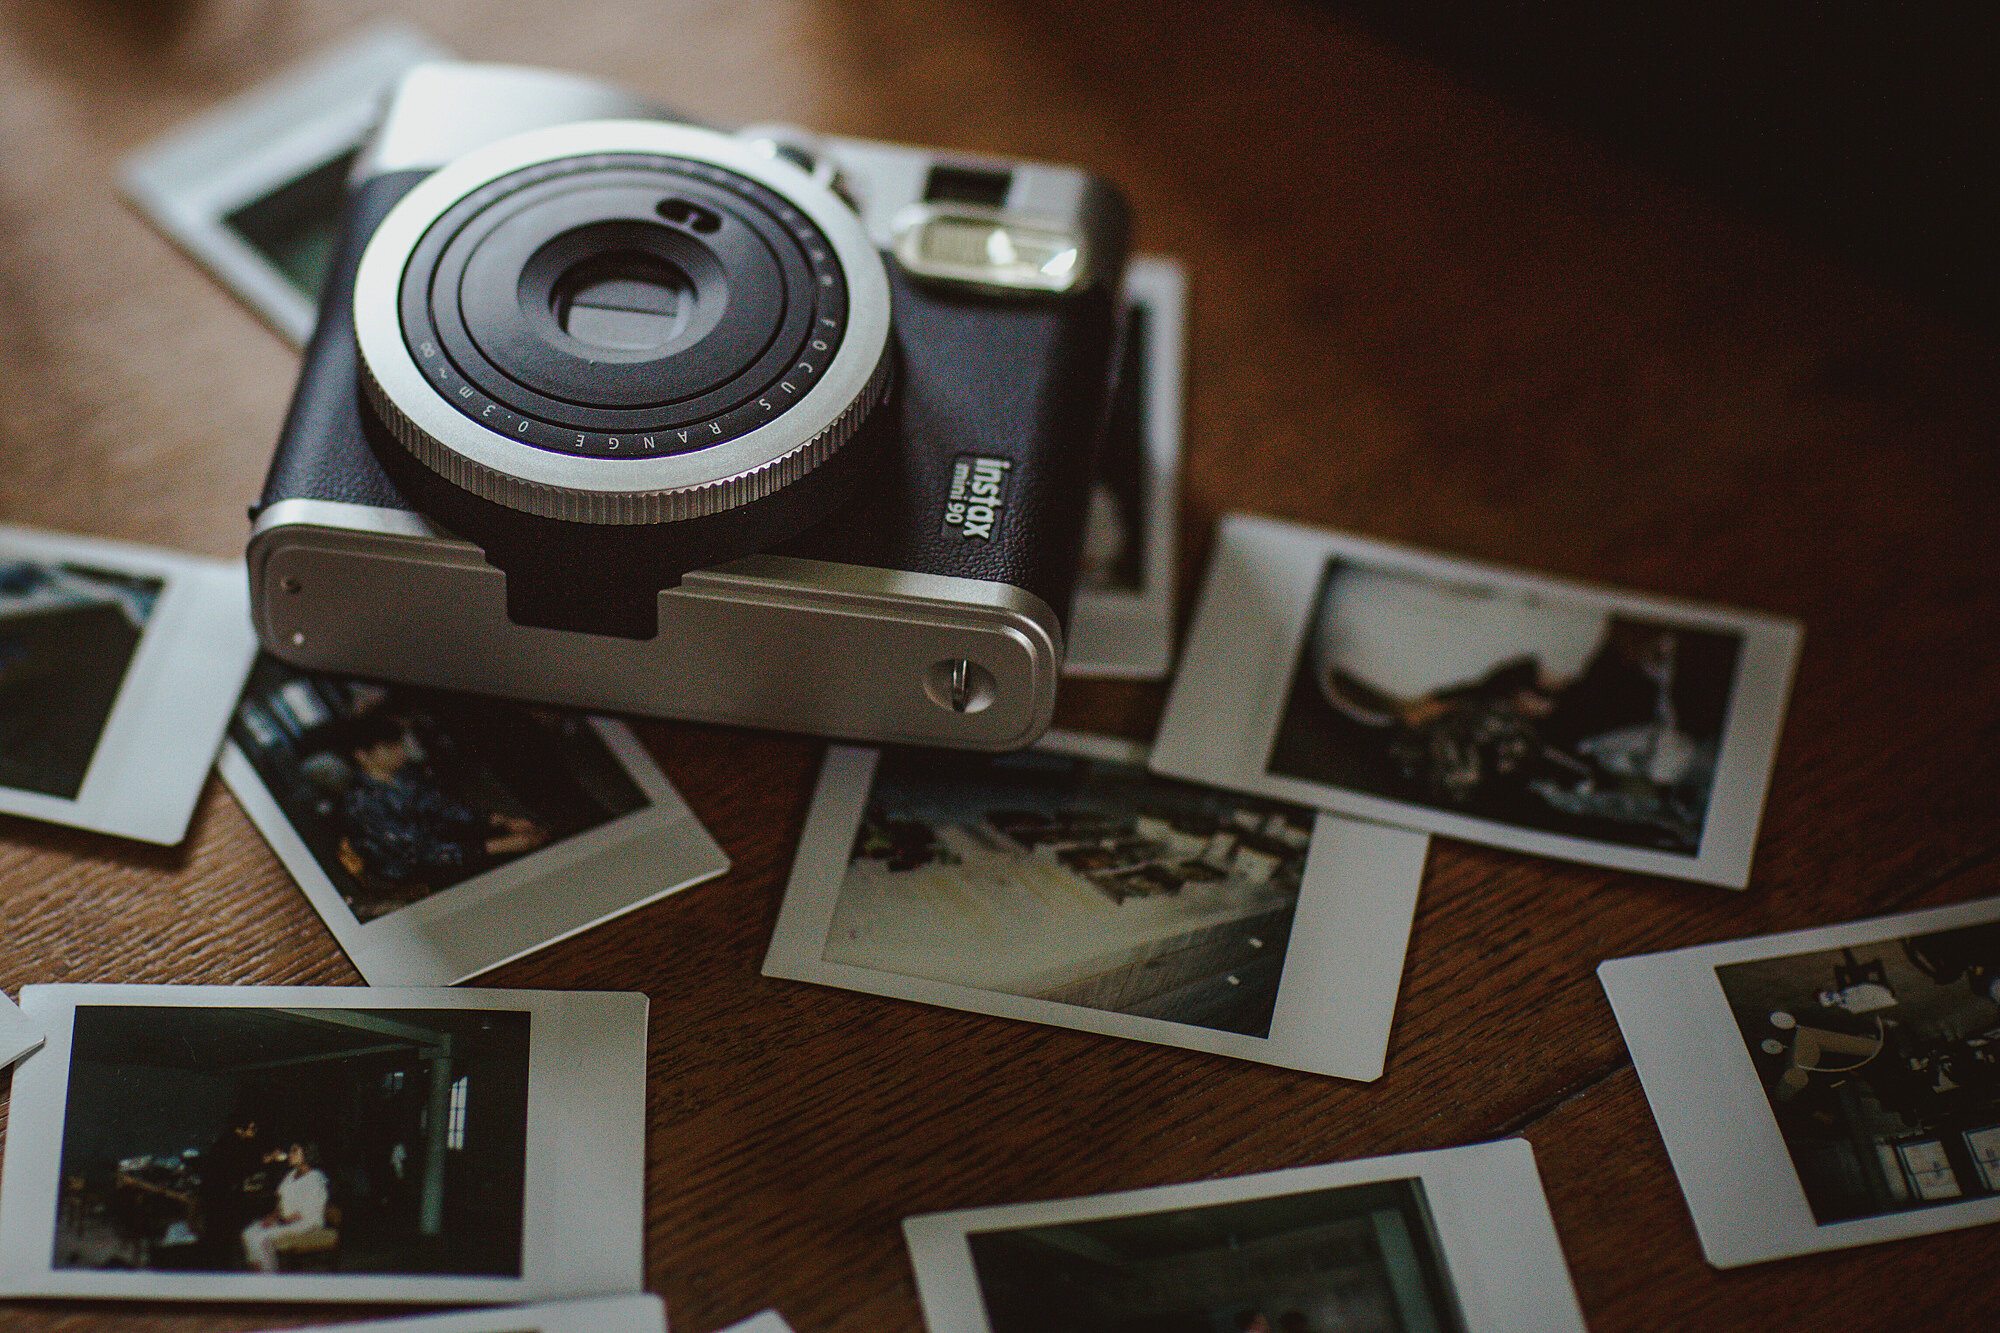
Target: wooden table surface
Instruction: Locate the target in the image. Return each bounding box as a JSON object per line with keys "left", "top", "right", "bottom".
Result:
{"left": 2, "top": 1, "right": 1997, "bottom": 1329}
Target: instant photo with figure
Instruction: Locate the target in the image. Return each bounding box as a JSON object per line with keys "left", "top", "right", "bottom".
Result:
{"left": 904, "top": 1139, "right": 1586, "bottom": 1333}
{"left": 0, "top": 526, "right": 256, "bottom": 844}
{"left": 1601, "top": 896, "right": 2000, "bottom": 1267}
{"left": 0, "top": 985, "right": 647, "bottom": 1302}
{"left": 765, "top": 731, "right": 1428, "bottom": 1080}
{"left": 222, "top": 655, "right": 726, "bottom": 985}
{"left": 1153, "top": 515, "right": 1801, "bottom": 887}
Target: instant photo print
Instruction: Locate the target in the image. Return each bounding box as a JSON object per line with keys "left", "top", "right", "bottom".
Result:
{"left": 0, "top": 985, "right": 647, "bottom": 1303}
{"left": 1600, "top": 895, "right": 2000, "bottom": 1268}
{"left": 0, "top": 525, "right": 256, "bottom": 844}
{"left": 717, "top": 1314, "right": 796, "bottom": 1333}
{"left": 1064, "top": 256, "right": 1185, "bottom": 680}
{"left": 119, "top": 23, "right": 448, "bottom": 345}
{"left": 903, "top": 1138, "right": 1584, "bottom": 1333}
{"left": 251, "top": 1293, "right": 667, "bottom": 1333}
{"left": 222, "top": 655, "right": 728, "bottom": 986}
{"left": 1153, "top": 514, "right": 1802, "bottom": 887}
{"left": 0, "top": 991, "right": 43, "bottom": 1070}
{"left": 764, "top": 730, "right": 1428, "bottom": 1079}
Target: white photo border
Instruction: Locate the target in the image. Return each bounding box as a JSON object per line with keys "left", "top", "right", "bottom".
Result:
{"left": 1599, "top": 895, "right": 2000, "bottom": 1268}
{"left": 0, "top": 983, "right": 648, "bottom": 1303}
{"left": 1151, "top": 513, "right": 1802, "bottom": 888}
{"left": 1064, "top": 255, "right": 1186, "bottom": 681}
{"left": 716, "top": 1314, "right": 797, "bottom": 1333}
{"left": 221, "top": 715, "right": 728, "bottom": 986}
{"left": 763, "top": 729, "right": 1429, "bottom": 1080}
{"left": 0, "top": 991, "right": 43, "bottom": 1071}
{"left": 0, "top": 525, "right": 256, "bottom": 845}
{"left": 903, "top": 1138, "right": 1585, "bottom": 1333}
{"left": 254, "top": 1293, "right": 667, "bottom": 1333}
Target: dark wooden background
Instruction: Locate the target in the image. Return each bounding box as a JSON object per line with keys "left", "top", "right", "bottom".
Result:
{"left": 2, "top": 0, "right": 1997, "bottom": 1329}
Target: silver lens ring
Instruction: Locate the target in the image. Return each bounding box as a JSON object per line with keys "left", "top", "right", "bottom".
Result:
{"left": 354, "top": 119, "right": 892, "bottom": 526}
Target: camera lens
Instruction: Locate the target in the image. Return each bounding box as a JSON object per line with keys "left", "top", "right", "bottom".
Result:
{"left": 355, "top": 122, "right": 891, "bottom": 530}
{"left": 418, "top": 165, "right": 814, "bottom": 435}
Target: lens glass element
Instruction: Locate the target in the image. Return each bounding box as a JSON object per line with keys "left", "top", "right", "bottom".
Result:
{"left": 550, "top": 249, "right": 695, "bottom": 352}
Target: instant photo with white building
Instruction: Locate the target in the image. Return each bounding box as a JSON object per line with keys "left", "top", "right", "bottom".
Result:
{"left": 0, "top": 985, "right": 647, "bottom": 1303}
{"left": 222, "top": 654, "right": 728, "bottom": 986}
{"left": 1152, "top": 515, "right": 1801, "bottom": 887}
{"left": 1601, "top": 896, "right": 2000, "bottom": 1268}
{"left": 0, "top": 526, "right": 256, "bottom": 844}
{"left": 903, "top": 1138, "right": 1584, "bottom": 1333}
{"left": 764, "top": 731, "right": 1428, "bottom": 1080}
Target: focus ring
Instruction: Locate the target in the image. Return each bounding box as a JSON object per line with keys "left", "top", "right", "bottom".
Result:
{"left": 361, "top": 349, "right": 892, "bottom": 526}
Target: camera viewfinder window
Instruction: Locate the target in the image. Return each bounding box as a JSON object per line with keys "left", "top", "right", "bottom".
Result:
{"left": 922, "top": 165, "right": 1012, "bottom": 208}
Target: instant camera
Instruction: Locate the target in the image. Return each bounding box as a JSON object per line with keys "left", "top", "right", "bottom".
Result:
{"left": 248, "top": 62, "right": 1132, "bottom": 749}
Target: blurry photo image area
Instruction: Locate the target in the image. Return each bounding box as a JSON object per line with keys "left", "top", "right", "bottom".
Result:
{"left": 1717, "top": 921, "right": 2000, "bottom": 1225}
{"left": 966, "top": 1177, "right": 1465, "bottom": 1333}
{"left": 830, "top": 747, "right": 1315, "bottom": 1039}
{"left": 1269, "top": 558, "right": 1742, "bottom": 856}
{"left": 52, "top": 1005, "right": 529, "bottom": 1277}
{"left": 1076, "top": 303, "right": 1150, "bottom": 595}
{"left": 229, "top": 657, "right": 648, "bottom": 922}
{"left": 0, "top": 560, "right": 162, "bottom": 802}
{"left": 223, "top": 148, "right": 353, "bottom": 303}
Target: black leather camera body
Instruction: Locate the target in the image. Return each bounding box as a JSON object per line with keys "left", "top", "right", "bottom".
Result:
{"left": 250, "top": 61, "right": 1132, "bottom": 749}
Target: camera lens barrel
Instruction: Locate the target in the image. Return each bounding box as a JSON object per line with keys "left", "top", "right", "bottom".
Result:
{"left": 354, "top": 121, "right": 892, "bottom": 532}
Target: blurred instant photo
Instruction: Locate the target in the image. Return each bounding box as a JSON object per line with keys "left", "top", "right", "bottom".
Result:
{"left": 1064, "top": 256, "right": 1185, "bottom": 680}
{"left": 1, "top": 991, "right": 43, "bottom": 1070}
{"left": 0, "top": 984, "right": 646, "bottom": 1302}
{"left": 221, "top": 655, "right": 728, "bottom": 986}
{"left": 250, "top": 1293, "right": 666, "bottom": 1333}
{"left": 764, "top": 731, "right": 1428, "bottom": 1079}
{"left": 120, "top": 23, "right": 447, "bottom": 346}
{"left": 1153, "top": 514, "right": 1801, "bottom": 887}
{"left": 717, "top": 1314, "right": 796, "bottom": 1333}
{"left": 903, "top": 1138, "right": 1584, "bottom": 1333}
{"left": 1601, "top": 897, "right": 2000, "bottom": 1268}
{"left": 0, "top": 526, "right": 256, "bottom": 844}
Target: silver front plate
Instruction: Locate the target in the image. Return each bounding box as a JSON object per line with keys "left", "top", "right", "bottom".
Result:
{"left": 249, "top": 501, "right": 1063, "bottom": 750}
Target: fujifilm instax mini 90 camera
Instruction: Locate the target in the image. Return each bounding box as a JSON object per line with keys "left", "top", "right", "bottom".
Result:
{"left": 249, "top": 62, "right": 1133, "bottom": 749}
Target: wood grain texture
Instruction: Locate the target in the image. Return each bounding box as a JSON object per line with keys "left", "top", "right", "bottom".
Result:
{"left": 2, "top": 0, "right": 1996, "bottom": 1329}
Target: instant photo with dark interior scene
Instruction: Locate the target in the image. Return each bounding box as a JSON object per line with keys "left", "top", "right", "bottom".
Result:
{"left": 229, "top": 656, "right": 649, "bottom": 923}
{"left": 965, "top": 1177, "right": 1465, "bottom": 1333}
{"left": 1075, "top": 301, "right": 1149, "bottom": 596}
{"left": 1716, "top": 920, "right": 2000, "bottom": 1226}
{"left": 830, "top": 745, "right": 1315, "bottom": 1039}
{"left": 0, "top": 561, "right": 161, "bottom": 802}
{"left": 50, "top": 1004, "right": 530, "bottom": 1278}
{"left": 1268, "top": 557, "right": 1743, "bottom": 856}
